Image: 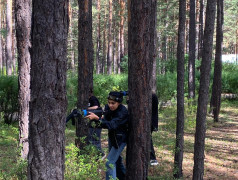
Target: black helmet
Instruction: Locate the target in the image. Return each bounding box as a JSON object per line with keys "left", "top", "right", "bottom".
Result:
{"left": 108, "top": 91, "right": 123, "bottom": 103}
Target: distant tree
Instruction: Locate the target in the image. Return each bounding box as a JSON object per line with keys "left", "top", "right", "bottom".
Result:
{"left": 15, "top": 0, "right": 31, "bottom": 160}
{"left": 6, "top": 0, "right": 12, "bottom": 75}
{"left": 126, "top": 0, "right": 154, "bottom": 179}
{"left": 197, "top": 0, "right": 204, "bottom": 60}
{"left": 0, "top": 5, "right": 2, "bottom": 74}
{"left": 193, "top": 0, "right": 216, "bottom": 179}
{"left": 107, "top": 0, "right": 113, "bottom": 74}
{"left": 174, "top": 0, "right": 186, "bottom": 179}
{"left": 102, "top": 0, "right": 108, "bottom": 74}
{"left": 119, "top": 0, "right": 125, "bottom": 73}
{"left": 76, "top": 0, "right": 93, "bottom": 148}
{"left": 188, "top": 0, "right": 196, "bottom": 99}
{"left": 28, "top": 0, "right": 69, "bottom": 179}
{"left": 96, "top": 0, "right": 101, "bottom": 74}
{"left": 210, "top": 0, "right": 224, "bottom": 122}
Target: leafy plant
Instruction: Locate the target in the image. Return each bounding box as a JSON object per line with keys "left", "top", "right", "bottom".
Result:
{"left": 0, "top": 76, "right": 19, "bottom": 124}
{"left": 65, "top": 143, "right": 106, "bottom": 180}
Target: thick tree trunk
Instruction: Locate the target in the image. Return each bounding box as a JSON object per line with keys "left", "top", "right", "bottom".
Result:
{"left": 15, "top": 0, "right": 31, "bottom": 160}
{"left": 77, "top": 0, "right": 93, "bottom": 148}
{"left": 6, "top": 0, "right": 12, "bottom": 75}
{"left": 174, "top": 0, "right": 186, "bottom": 179}
{"left": 193, "top": 1, "right": 216, "bottom": 179}
{"left": 188, "top": 0, "right": 196, "bottom": 99}
{"left": 126, "top": 1, "right": 154, "bottom": 179}
{"left": 151, "top": 0, "right": 157, "bottom": 93}
{"left": 210, "top": 0, "right": 223, "bottom": 122}
{"left": 28, "top": 0, "right": 69, "bottom": 179}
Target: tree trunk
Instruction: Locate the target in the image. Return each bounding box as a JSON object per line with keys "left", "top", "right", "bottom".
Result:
{"left": 0, "top": 6, "right": 2, "bottom": 74}
{"left": 197, "top": 0, "right": 204, "bottom": 60}
{"left": 210, "top": 0, "right": 223, "bottom": 122}
{"left": 126, "top": 1, "right": 154, "bottom": 179}
{"left": 96, "top": 0, "right": 101, "bottom": 74}
{"left": 193, "top": 1, "right": 216, "bottom": 179}
{"left": 102, "top": 1, "right": 108, "bottom": 74}
{"left": 188, "top": 0, "right": 196, "bottom": 99}
{"left": 76, "top": 0, "right": 93, "bottom": 148}
{"left": 174, "top": 0, "right": 186, "bottom": 179}
{"left": 15, "top": 0, "right": 31, "bottom": 160}
{"left": 28, "top": 0, "right": 69, "bottom": 179}
{"left": 119, "top": 0, "right": 125, "bottom": 66}
{"left": 151, "top": 0, "right": 157, "bottom": 93}
{"left": 107, "top": 0, "right": 113, "bottom": 75}
{"left": 6, "top": 0, "right": 12, "bottom": 75}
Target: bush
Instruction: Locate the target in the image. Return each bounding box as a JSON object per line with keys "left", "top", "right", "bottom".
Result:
{"left": 65, "top": 143, "right": 105, "bottom": 180}
{"left": 222, "top": 63, "right": 238, "bottom": 93}
{"left": 157, "top": 73, "right": 177, "bottom": 102}
{"left": 0, "top": 76, "right": 19, "bottom": 124}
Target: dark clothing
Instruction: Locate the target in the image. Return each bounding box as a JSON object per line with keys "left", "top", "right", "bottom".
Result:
{"left": 150, "top": 93, "right": 158, "bottom": 160}
{"left": 150, "top": 131, "right": 156, "bottom": 160}
{"left": 100, "top": 104, "right": 129, "bottom": 149}
{"left": 88, "top": 95, "right": 103, "bottom": 154}
{"left": 151, "top": 93, "right": 159, "bottom": 131}
{"left": 89, "top": 95, "right": 100, "bottom": 108}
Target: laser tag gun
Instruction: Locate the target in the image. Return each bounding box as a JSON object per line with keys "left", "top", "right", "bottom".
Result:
{"left": 66, "top": 107, "right": 106, "bottom": 123}
{"left": 120, "top": 91, "right": 128, "bottom": 96}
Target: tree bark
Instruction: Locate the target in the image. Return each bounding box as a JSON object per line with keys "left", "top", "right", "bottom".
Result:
{"left": 193, "top": 0, "right": 216, "bottom": 179}
{"left": 28, "top": 0, "right": 69, "bottom": 179}
{"left": 107, "top": 0, "right": 113, "bottom": 74}
{"left": 151, "top": 0, "right": 157, "bottom": 93}
{"left": 197, "top": 0, "right": 204, "bottom": 60}
{"left": 15, "top": 0, "right": 31, "bottom": 160}
{"left": 96, "top": 0, "right": 101, "bottom": 74}
{"left": 76, "top": 0, "right": 93, "bottom": 148}
{"left": 210, "top": 0, "right": 223, "bottom": 122}
{"left": 174, "top": 0, "right": 186, "bottom": 179}
{"left": 188, "top": 0, "right": 196, "bottom": 99}
{"left": 126, "top": 1, "right": 154, "bottom": 179}
{"left": 0, "top": 5, "right": 2, "bottom": 74}
{"left": 6, "top": 0, "right": 13, "bottom": 75}
{"left": 119, "top": 0, "right": 125, "bottom": 66}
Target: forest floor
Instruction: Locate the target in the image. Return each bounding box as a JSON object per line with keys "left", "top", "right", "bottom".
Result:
{"left": 146, "top": 100, "right": 238, "bottom": 180}
{"left": 1, "top": 100, "right": 237, "bottom": 179}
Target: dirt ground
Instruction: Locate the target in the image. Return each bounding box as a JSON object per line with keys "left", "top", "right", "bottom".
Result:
{"left": 182, "top": 106, "right": 238, "bottom": 180}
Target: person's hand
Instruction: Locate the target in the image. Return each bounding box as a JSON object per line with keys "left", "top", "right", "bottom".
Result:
{"left": 85, "top": 112, "right": 99, "bottom": 121}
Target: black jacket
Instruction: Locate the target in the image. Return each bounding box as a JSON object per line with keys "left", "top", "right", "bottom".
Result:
{"left": 100, "top": 104, "right": 129, "bottom": 148}
{"left": 151, "top": 93, "right": 159, "bottom": 131}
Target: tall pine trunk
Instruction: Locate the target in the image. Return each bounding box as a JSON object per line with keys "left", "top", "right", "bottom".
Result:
{"left": 174, "top": 0, "right": 186, "bottom": 178}
{"left": 210, "top": 0, "right": 223, "bottom": 122}
{"left": 6, "top": 0, "right": 12, "bottom": 75}
{"left": 15, "top": 0, "right": 31, "bottom": 160}
{"left": 107, "top": 0, "right": 113, "bottom": 74}
{"left": 188, "top": 0, "right": 196, "bottom": 99}
{"left": 28, "top": 0, "right": 69, "bottom": 179}
{"left": 96, "top": 0, "right": 101, "bottom": 74}
{"left": 198, "top": 0, "right": 204, "bottom": 60}
{"left": 76, "top": 0, "right": 93, "bottom": 148}
{"left": 126, "top": 1, "right": 154, "bottom": 179}
{"left": 193, "top": 0, "right": 216, "bottom": 179}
